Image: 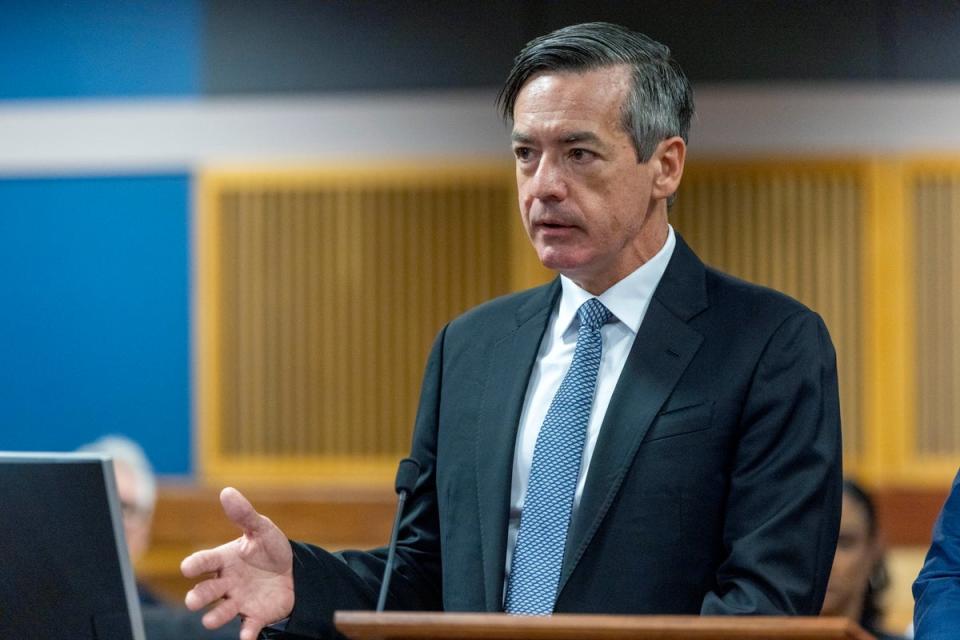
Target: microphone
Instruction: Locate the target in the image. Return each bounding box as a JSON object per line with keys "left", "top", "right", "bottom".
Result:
{"left": 376, "top": 457, "right": 421, "bottom": 612}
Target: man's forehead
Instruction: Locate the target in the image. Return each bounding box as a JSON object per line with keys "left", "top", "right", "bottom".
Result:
{"left": 511, "top": 97, "right": 625, "bottom": 147}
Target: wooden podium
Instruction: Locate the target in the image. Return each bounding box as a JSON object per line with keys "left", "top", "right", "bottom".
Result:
{"left": 334, "top": 612, "right": 875, "bottom": 640}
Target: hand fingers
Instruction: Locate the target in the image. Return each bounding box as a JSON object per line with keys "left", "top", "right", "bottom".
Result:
{"left": 220, "top": 486, "right": 271, "bottom": 537}
{"left": 181, "top": 545, "right": 231, "bottom": 579}
{"left": 240, "top": 618, "right": 264, "bottom": 640}
{"left": 184, "top": 575, "right": 233, "bottom": 611}
{"left": 200, "top": 597, "right": 238, "bottom": 630}
{"left": 239, "top": 616, "right": 267, "bottom": 640}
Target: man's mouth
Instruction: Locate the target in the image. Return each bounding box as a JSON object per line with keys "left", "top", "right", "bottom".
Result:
{"left": 534, "top": 216, "right": 577, "bottom": 229}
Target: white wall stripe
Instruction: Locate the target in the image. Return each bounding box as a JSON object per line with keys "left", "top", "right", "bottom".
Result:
{"left": 0, "top": 91, "right": 507, "bottom": 175}
{"left": 2, "top": 84, "right": 960, "bottom": 175}
{"left": 692, "top": 84, "right": 960, "bottom": 156}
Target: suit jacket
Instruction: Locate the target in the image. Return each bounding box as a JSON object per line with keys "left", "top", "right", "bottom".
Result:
{"left": 285, "top": 234, "right": 842, "bottom": 637}
{"left": 914, "top": 468, "right": 960, "bottom": 640}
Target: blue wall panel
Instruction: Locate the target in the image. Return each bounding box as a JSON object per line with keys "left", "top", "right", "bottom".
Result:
{"left": 0, "top": 175, "right": 192, "bottom": 474}
{"left": 0, "top": 0, "right": 200, "bottom": 99}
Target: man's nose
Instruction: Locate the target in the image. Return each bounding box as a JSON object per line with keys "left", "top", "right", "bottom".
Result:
{"left": 527, "top": 156, "right": 568, "bottom": 202}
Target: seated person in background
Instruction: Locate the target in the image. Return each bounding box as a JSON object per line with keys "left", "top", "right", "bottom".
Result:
{"left": 79, "top": 435, "right": 163, "bottom": 604}
{"left": 79, "top": 435, "right": 239, "bottom": 639}
{"left": 913, "top": 468, "right": 960, "bottom": 640}
{"left": 821, "top": 479, "right": 905, "bottom": 640}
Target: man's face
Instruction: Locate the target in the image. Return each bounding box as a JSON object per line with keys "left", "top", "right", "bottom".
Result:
{"left": 511, "top": 65, "right": 670, "bottom": 294}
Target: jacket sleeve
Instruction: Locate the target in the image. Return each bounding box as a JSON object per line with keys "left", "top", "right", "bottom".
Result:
{"left": 283, "top": 327, "right": 447, "bottom": 638}
{"left": 700, "top": 310, "right": 843, "bottom": 615}
{"left": 914, "top": 469, "right": 960, "bottom": 640}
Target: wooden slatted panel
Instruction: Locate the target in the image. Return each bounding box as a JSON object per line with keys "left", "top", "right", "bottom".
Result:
{"left": 914, "top": 171, "right": 960, "bottom": 456}
{"left": 199, "top": 167, "right": 515, "bottom": 482}
{"left": 670, "top": 163, "right": 865, "bottom": 459}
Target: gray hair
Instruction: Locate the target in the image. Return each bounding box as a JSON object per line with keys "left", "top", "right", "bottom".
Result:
{"left": 497, "top": 22, "right": 694, "bottom": 163}
{"left": 78, "top": 435, "right": 157, "bottom": 514}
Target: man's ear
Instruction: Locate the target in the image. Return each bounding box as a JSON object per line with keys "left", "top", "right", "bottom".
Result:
{"left": 650, "top": 136, "right": 686, "bottom": 200}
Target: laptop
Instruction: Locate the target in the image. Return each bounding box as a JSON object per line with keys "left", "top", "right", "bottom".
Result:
{"left": 0, "top": 452, "right": 146, "bottom": 639}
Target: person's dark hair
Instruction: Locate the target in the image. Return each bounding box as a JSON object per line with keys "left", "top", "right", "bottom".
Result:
{"left": 497, "top": 22, "right": 694, "bottom": 163}
{"left": 842, "top": 478, "right": 890, "bottom": 634}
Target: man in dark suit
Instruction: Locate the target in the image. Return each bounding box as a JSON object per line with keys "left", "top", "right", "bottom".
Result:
{"left": 181, "top": 22, "right": 842, "bottom": 640}
{"left": 914, "top": 469, "right": 960, "bottom": 639}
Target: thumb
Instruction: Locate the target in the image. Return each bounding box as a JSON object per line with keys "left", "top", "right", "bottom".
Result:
{"left": 220, "top": 487, "right": 268, "bottom": 537}
{"left": 239, "top": 616, "right": 267, "bottom": 640}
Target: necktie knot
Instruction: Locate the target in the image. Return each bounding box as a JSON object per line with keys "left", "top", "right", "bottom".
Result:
{"left": 577, "top": 298, "right": 612, "bottom": 333}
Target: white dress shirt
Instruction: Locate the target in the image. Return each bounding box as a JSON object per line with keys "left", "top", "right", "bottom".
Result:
{"left": 503, "top": 225, "right": 677, "bottom": 591}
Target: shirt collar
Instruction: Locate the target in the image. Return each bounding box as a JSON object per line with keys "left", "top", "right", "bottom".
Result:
{"left": 556, "top": 225, "right": 676, "bottom": 337}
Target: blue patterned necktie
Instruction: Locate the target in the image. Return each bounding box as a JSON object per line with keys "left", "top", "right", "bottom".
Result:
{"left": 504, "top": 297, "right": 612, "bottom": 615}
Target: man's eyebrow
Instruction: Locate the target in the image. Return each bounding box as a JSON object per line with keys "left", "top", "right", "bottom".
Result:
{"left": 511, "top": 131, "right": 606, "bottom": 146}
{"left": 562, "top": 131, "right": 603, "bottom": 146}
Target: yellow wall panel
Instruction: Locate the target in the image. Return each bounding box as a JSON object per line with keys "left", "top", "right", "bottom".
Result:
{"left": 912, "top": 163, "right": 960, "bottom": 479}
{"left": 671, "top": 161, "right": 866, "bottom": 467}
{"left": 196, "top": 165, "right": 516, "bottom": 484}
{"left": 196, "top": 158, "right": 960, "bottom": 489}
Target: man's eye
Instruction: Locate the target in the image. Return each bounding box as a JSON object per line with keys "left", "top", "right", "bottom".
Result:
{"left": 514, "top": 147, "right": 533, "bottom": 161}
{"left": 570, "top": 148, "right": 595, "bottom": 161}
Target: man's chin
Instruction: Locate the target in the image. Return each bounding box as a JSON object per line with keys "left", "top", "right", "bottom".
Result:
{"left": 535, "top": 246, "right": 588, "bottom": 272}
{"left": 538, "top": 257, "right": 583, "bottom": 276}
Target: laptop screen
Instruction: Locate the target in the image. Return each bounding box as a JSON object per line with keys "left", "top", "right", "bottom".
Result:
{"left": 0, "top": 452, "right": 145, "bottom": 639}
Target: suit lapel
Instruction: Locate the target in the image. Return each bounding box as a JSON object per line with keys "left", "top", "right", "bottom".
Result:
{"left": 475, "top": 279, "right": 560, "bottom": 611}
{"left": 557, "top": 235, "right": 709, "bottom": 595}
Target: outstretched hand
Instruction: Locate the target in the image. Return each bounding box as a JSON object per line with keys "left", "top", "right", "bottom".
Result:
{"left": 181, "top": 487, "right": 295, "bottom": 640}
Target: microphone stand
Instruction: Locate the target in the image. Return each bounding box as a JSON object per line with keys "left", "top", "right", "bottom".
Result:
{"left": 376, "top": 457, "right": 421, "bottom": 612}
